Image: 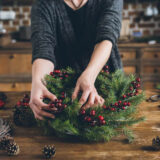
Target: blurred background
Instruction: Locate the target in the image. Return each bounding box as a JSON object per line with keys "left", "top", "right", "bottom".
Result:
{"left": 0, "top": 0, "right": 160, "bottom": 91}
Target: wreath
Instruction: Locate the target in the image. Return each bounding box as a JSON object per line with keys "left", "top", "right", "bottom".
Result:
{"left": 35, "top": 66, "right": 145, "bottom": 142}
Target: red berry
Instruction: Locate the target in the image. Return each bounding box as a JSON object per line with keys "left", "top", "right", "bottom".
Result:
{"left": 134, "top": 93, "right": 138, "bottom": 96}
{"left": 54, "top": 70, "right": 57, "bottom": 73}
{"left": 16, "top": 101, "right": 21, "bottom": 106}
{"left": 105, "top": 65, "right": 109, "bottom": 69}
{"left": 114, "top": 102, "right": 118, "bottom": 107}
{"left": 100, "top": 120, "right": 106, "bottom": 125}
{"left": 118, "top": 100, "right": 122, "bottom": 104}
{"left": 98, "top": 115, "right": 104, "bottom": 121}
{"left": 0, "top": 100, "right": 4, "bottom": 107}
{"left": 127, "top": 102, "right": 131, "bottom": 106}
{"left": 54, "top": 70, "right": 60, "bottom": 74}
{"left": 111, "top": 108, "right": 116, "bottom": 111}
{"left": 122, "top": 106, "right": 125, "bottom": 110}
{"left": 103, "top": 105, "right": 107, "bottom": 109}
{"left": 87, "top": 117, "right": 92, "bottom": 122}
{"left": 136, "top": 89, "right": 139, "bottom": 93}
{"left": 130, "top": 87, "right": 133, "bottom": 91}
{"left": 84, "top": 116, "right": 88, "bottom": 121}
{"left": 130, "top": 93, "right": 134, "bottom": 97}
{"left": 136, "top": 84, "right": 141, "bottom": 88}
{"left": 60, "top": 77, "right": 63, "bottom": 80}
{"left": 136, "top": 78, "right": 141, "bottom": 82}
{"left": 123, "top": 95, "right": 127, "bottom": 99}
{"left": 81, "top": 109, "right": 86, "bottom": 115}
{"left": 50, "top": 72, "right": 53, "bottom": 76}
{"left": 90, "top": 110, "right": 96, "bottom": 116}
{"left": 123, "top": 102, "right": 127, "bottom": 106}
{"left": 101, "top": 70, "right": 104, "bottom": 73}
{"left": 61, "top": 92, "right": 65, "bottom": 95}
{"left": 23, "top": 103, "right": 27, "bottom": 106}
{"left": 65, "top": 75, "right": 69, "bottom": 78}
{"left": 58, "top": 99, "right": 62, "bottom": 103}
{"left": 55, "top": 99, "right": 58, "bottom": 103}
{"left": 63, "top": 104, "right": 67, "bottom": 108}
{"left": 61, "top": 95, "right": 65, "bottom": 99}
{"left": 57, "top": 103, "right": 62, "bottom": 107}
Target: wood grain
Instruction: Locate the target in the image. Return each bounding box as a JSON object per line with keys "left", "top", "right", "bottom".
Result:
{"left": 0, "top": 90, "right": 160, "bottom": 160}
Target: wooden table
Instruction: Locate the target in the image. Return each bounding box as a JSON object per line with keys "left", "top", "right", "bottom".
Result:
{"left": 0, "top": 90, "right": 160, "bottom": 160}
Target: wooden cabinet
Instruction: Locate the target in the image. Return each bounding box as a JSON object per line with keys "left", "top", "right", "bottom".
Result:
{"left": 0, "top": 43, "right": 32, "bottom": 91}
{"left": 119, "top": 43, "right": 160, "bottom": 90}
{"left": 0, "top": 42, "right": 160, "bottom": 91}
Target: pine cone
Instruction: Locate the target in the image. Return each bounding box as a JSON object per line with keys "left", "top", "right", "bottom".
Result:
{"left": 0, "top": 136, "right": 14, "bottom": 150}
{"left": 7, "top": 142, "right": 20, "bottom": 156}
{"left": 42, "top": 145, "right": 56, "bottom": 159}
{"left": 152, "top": 136, "right": 160, "bottom": 150}
{"left": 0, "top": 118, "right": 12, "bottom": 138}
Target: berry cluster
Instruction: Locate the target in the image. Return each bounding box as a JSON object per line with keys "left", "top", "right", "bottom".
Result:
{"left": 16, "top": 94, "right": 30, "bottom": 107}
{"left": 80, "top": 77, "right": 141, "bottom": 127}
{"left": 122, "top": 77, "right": 141, "bottom": 100}
{"left": 50, "top": 70, "right": 69, "bottom": 79}
{"left": 102, "top": 100, "right": 131, "bottom": 112}
{"left": 0, "top": 92, "right": 7, "bottom": 109}
{"left": 14, "top": 94, "right": 36, "bottom": 127}
{"left": 48, "top": 92, "right": 67, "bottom": 114}
{"left": 80, "top": 109, "right": 106, "bottom": 127}
{"left": 101, "top": 65, "right": 109, "bottom": 74}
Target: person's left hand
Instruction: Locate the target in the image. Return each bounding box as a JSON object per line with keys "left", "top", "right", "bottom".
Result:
{"left": 72, "top": 70, "right": 104, "bottom": 109}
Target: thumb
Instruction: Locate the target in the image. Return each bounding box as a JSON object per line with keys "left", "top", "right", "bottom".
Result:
{"left": 44, "top": 90, "right": 57, "bottom": 101}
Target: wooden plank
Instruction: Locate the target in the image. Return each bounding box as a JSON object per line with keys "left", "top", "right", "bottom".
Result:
{"left": 0, "top": 91, "right": 160, "bottom": 160}
{"left": 0, "top": 54, "right": 32, "bottom": 74}
{"left": 0, "top": 83, "right": 31, "bottom": 91}
{"left": 0, "top": 74, "right": 31, "bottom": 83}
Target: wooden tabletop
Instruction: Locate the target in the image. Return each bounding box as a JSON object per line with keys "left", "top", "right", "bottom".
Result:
{"left": 0, "top": 90, "right": 160, "bottom": 160}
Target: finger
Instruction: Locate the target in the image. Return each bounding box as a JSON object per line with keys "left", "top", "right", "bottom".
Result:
{"left": 94, "top": 96, "right": 101, "bottom": 106}
{"left": 34, "top": 100, "right": 57, "bottom": 111}
{"left": 34, "top": 104, "right": 55, "bottom": 119}
{"left": 84, "top": 92, "right": 96, "bottom": 109}
{"left": 72, "top": 85, "right": 80, "bottom": 101}
{"left": 79, "top": 90, "right": 90, "bottom": 106}
{"left": 34, "top": 113, "right": 44, "bottom": 121}
{"left": 44, "top": 90, "right": 57, "bottom": 101}
{"left": 100, "top": 97, "right": 105, "bottom": 106}
{"left": 34, "top": 100, "right": 49, "bottom": 108}
{"left": 30, "top": 104, "right": 44, "bottom": 120}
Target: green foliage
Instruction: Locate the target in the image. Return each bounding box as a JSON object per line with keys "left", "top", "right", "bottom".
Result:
{"left": 38, "top": 68, "right": 145, "bottom": 142}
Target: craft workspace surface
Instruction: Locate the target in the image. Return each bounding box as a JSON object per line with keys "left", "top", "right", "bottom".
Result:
{"left": 0, "top": 90, "right": 160, "bottom": 160}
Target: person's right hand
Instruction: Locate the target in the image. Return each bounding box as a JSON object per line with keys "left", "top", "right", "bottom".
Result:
{"left": 29, "top": 80, "right": 57, "bottom": 120}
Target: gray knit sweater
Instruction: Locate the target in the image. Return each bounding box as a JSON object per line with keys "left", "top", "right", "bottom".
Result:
{"left": 31, "top": 0, "right": 123, "bottom": 72}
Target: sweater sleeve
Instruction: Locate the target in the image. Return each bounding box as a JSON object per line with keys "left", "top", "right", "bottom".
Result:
{"left": 31, "top": 0, "right": 57, "bottom": 67}
{"left": 95, "top": 0, "right": 123, "bottom": 45}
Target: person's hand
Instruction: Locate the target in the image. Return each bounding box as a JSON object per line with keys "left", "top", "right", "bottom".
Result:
{"left": 29, "top": 80, "right": 57, "bottom": 120}
{"left": 72, "top": 71, "right": 104, "bottom": 109}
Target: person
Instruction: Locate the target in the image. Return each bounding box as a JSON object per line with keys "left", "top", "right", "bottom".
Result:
{"left": 29, "top": 0, "right": 123, "bottom": 120}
